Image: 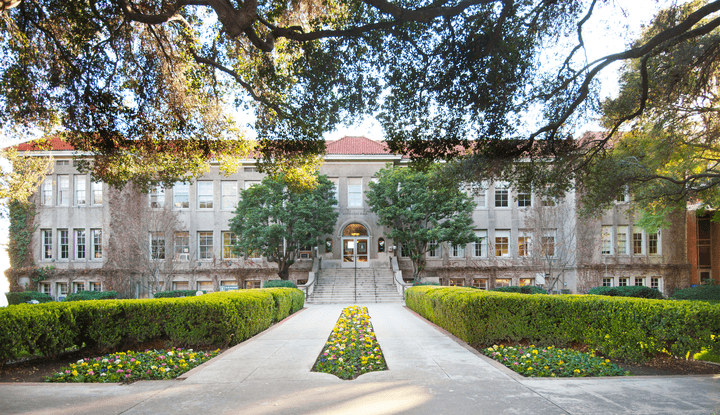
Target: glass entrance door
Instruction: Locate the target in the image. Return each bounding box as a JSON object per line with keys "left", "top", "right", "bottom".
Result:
{"left": 342, "top": 238, "right": 369, "bottom": 266}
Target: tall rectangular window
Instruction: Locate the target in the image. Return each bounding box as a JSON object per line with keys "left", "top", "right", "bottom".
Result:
{"left": 57, "top": 282, "right": 68, "bottom": 297}
{"left": 197, "top": 181, "right": 213, "bottom": 209}
{"left": 42, "top": 229, "right": 52, "bottom": 260}
{"left": 59, "top": 229, "right": 69, "bottom": 259}
{"left": 41, "top": 178, "right": 53, "bottom": 206}
{"left": 74, "top": 175, "right": 86, "bottom": 206}
{"left": 89, "top": 282, "right": 102, "bottom": 292}
{"left": 633, "top": 227, "right": 644, "bottom": 255}
{"left": 649, "top": 232, "right": 659, "bottom": 255}
{"left": 221, "top": 181, "right": 238, "bottom": 210}
{"left": 495, "top": 230, "right": 510, "bottom": 257}
{"left": 174, "top": 231, "right": 190, "bottom": 260}
{"left": 518, "top": 233, "right": 531, "bottom": 257}
{"left": 494, "top": 183, "right": 508, "bottom": 207}
{"left": 542, "top": 231, "right": 556, "bottom": 257}
{"left": 150, "top": 232, "right": 165, "bottom": 260}
{"left": 75, "top": 229, "right": 86, "bottom": 260}
{"left": 467, "top": 183, "right": 487, "bottom": 208}
{"left": 451, "top": 244, "right": 463, "bottom": 257}
{"left": 73, "top": 282, "right": 85, "bottom": 293}
{"left": 329, "top": 178, "right": 339, "bottom": 206}
{"left": 601, "top": 226, "right": 613, "bottom": 255}
{"left": 198, "top": 231, "right": 213, "bottom": 260}
{"left": 91, "top": 229, "right": 102, "bottom": 259}
{"left": 149, "top": 185, "right": 165, "bottom": 208}
{"left": 58, "top": 175, "right": 69, "bottom": 206}
{"left": 517, "top": 192, "right": 532, "bottom": 207}
{"left": 348, "top": 178, "right": 362, "bottom": 207}
{"left": 427, "top": 240, "right": 439, "bottom": 258}
{"left": 651, "top": 277, "right": 661, "bottom": 292}
{"left": 617, "top": 226, "right": 628, "bottom": 255}
{"left": 173, "top": 182, "right": 189, "bottom": 209}
{"left": 222, "top": 231, "right": 239, "bottom": 259}
{"left": 91, "top": 181, "right": 103, "bottom": 205}
{"left": 474, "top": 230, "right": 487, "bottom": 257}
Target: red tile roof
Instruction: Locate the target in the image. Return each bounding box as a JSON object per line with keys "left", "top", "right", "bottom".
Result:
{"left": 14, "top": 136, "right": 75, "bottom": 151}
{"left": 325, "top": 136, "right": 391, "bottom": 155}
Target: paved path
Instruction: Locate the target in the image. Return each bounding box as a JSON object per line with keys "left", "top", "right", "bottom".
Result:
{"left": 1, "top": 304, "right": 719, "bottom": 414}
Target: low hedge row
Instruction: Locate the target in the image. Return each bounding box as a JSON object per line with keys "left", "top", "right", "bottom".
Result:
{"left": 405, "top": 286, "right": 720, "bottom": 362}
{"left": 5, "top": 291, "right": 53, "bottom": 305}
{"left": 671, "top": 284, "right": 720, "bottom": 301}
{"left": 587, "top": 286, "right": 664, "bottom": 299}
{"left": 65, "top": 291, "right": 119, "bottom": 302}
{"left": 490, "top": 286, "right": 548, "bottom": 295}
{"left": 263, "top": 280, "right": 297, "bottom": 288}
{"left": 153, "top": 290, "right": 206, "bottom": 298}
{"left": 0, "top": 288, "right": 304, "bottom": 366}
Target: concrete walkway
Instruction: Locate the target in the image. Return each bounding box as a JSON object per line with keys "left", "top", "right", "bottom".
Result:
{"left": 1, "top": 304, "right": 719, "bottom": 414}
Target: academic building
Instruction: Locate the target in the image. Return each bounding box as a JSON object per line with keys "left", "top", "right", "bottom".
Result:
{"left": 8, "top": 135, "right": 696, "bottom": 301}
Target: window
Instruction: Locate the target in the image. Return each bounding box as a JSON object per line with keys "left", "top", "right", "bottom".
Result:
{"left": 602, "top": 278, "right": 613, "bottom": 287}
{"left": 348, "top": 178, "right": 362, "bottom": 207}
{"left": 329, "top": 178, "right": 339, "bottom": 206}
{"left": 75, "top": 229, "right": 86, "bottom": 259}
{"left": 649, "top": 232, "right": 659, "bottom": 255}
{"left": 519, "top": 278, "right": 534, "bottom": 286}
{"left": 174, "top": 232, "right": 190, "bottom": 260}
{"left": 542, "top": 233, "right": 556, "bottom": 257}
{"left": 467, "top": 182, "right": 487, "bottom": 208}
{"left": 56, "top": 282, "right": 68, "bottom": 297}
{"left": 150, "top": 232, "right": 165, "bottom": 260}
{"left": 244, "top": 167, "right": 257, "bottom": 173}
{"left": 221, "top": 181, "right": 237, "bottom": 210}
{"left": 451, "top": 244, "right": 463, "bottom": 257}
{"left": 197, "top": 181, "right": 213, "bottom": 209}
{"left": 42, "top": 229, "right": 52, "bottom": 260}
{"left": 245, "top": 280, "right": 261, "bottom": 289}
{"left": 172, "top": 281, "right": 189, "bottom": 291}
{"left": 244, "top": 180, "right": 260, "bottom": 190}
{"left": 495, "top": 230, "right": 510, "bottom": 257}
{"left": 56, "top": 160, "right": 70, "bottom": 166}
{"left": 601, "top": 226, "right": 613, "bottom": 255}
{"left": 58, "top": 175, "right": 69, "bottom": 206}
{"left": 427, "top": 240, "right": 439, "bottom": 258}
{"left": 617, "top": 226, "right": 628, "bottom": 255}
{"left": 471, "top": 278, "right": 487, "bottom": 290}
{"left": 495, "top": 278, "right": 511, "bottom": 288}
{"left": 220, "top": 280, "right": 238, "bottom": 291}
{"left": 449, "top": 278, "right": 465, "bottom": 287}
{"left": 325, "top": 238, "right": 333, "bottom": 253}
{"left": 494, "top": 182, "right": 508, "bottom": 207}
{"left": 634, "top": 277, "right": 644, "bottom": 286}
{"left": 197, "top": 281, "right": 214, "bottom": 292}
{"left": 377, "top": 238, "right": 385, "bottom": 253}
{"left": 616, "top": 191, "right": 628, "bottom": 203}
{"left": 173, "top": 182, "right": 189, "bottom": 209}
{"left": 41, "top": 178, "right": 53, "bottom": 206}
{"left": 518, "top": 233, "right": 531, "bottom": 257}
{"left": 89, "top": 282, "right": 101, "bottom": 292}
{"left": 198, "top": 231, "right": 213, "bottom": 260}
{"left": 39, "top": 283, "right": 51, "bottom": 294}
{"left": 474, "top": 230, "right": 487, "bottom": 257}
{"left": 651, "top": 277, "right": 661, "bottom": 292}
{"left": 149, "top": 185, "right": 165, "bottom": 208}
{"left": 517, "top": 192, "right": 532, "bottom": 207}
{"left": 59, "top": 229, "right": 69, "bottom": 259}
{"left": 618, "top": 277, "right": 628, "bottom": 287}
{"left": 91, "top": 229, "right": 102, "bottom": 259}
{"left": 222, "top": 231, "right": 239, "bottom": 259}
{"left": 74, "top": 175, "right": 86, "bottom": 206}
{"left": 91, "top": 181, "right": 103, "bottom": 205}
{"left": 633, "top": 227, "right": 644, "bottom": 255}
{"left": 73, "top": 282, "right": 85, "bottom": 293}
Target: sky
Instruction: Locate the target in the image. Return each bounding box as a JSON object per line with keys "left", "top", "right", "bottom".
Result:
{"left": 0, "top": 0, "right": 683, "bottom": 306}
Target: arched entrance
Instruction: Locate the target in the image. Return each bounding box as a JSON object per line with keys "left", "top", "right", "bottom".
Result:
{"left": 342, "top": 223, "right": 369, "bottom": 268}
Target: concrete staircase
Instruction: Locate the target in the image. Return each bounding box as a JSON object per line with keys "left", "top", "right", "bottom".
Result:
{"left": 306, "top": 267, "right": 404, "bottom": 304}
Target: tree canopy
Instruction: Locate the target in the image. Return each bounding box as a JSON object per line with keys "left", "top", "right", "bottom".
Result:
{"left": 4, "top": 0, "right": 720, "bottom": 189}
{"left": 366, "top": 165, "right": 476, "bottom": 280}
{"left": 228, "top": 173, "right": 337, "bottom": 279}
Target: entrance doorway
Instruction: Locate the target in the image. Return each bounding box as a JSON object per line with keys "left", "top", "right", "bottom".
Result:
{"left": 342, "top": 223, "right": 369, "bottom": 268}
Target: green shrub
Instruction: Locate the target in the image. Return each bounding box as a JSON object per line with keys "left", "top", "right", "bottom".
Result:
{"left": 672, "top": 285, "right": 720, "bottom": 301}
{"left": 263, "top": 280, "right": 297, "bottom": 288}
{"left": 588, "top": 286, "right": 664, "bottom": 299}
{"left": 5, "top": 291, "right": 54, "bottom": 305}
{"left": 64, "top": 291, "right": 118, "bottom": 302}
{"left": 153, "top": 290, "right": 205, "bottom": 298}
{"left": 405, "top": 286, "right": 720, "bottom": 363}
{"left": 490, "top": 286, "right": 548, "bottom": 295}
{"left": 412, "top": 281, "right": 440, "bottom": 286}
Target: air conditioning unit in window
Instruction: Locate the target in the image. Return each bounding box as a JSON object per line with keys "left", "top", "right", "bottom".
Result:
{"left": 57, "top": 296, "right": 66, "bottom": 301}
{"left": 176, "top": 254, "right": 190, "bottom": 261}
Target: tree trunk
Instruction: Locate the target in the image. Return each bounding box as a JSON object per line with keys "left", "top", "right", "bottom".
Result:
{"left": 277, "top": 264, "right": 290, "bottom": 280}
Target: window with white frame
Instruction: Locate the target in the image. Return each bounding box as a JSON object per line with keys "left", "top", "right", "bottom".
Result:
{"left": 618, "top": 277, "right": 628, "bottom": 286}
{"left": 467, "top": 182, "right": 487, "bottom": 208}
{"left": 474, "top": 230, "right": 487, "bottom": 257}
{"left": 494, "top": 182, "right": 508, "bottom": 207}
{"left": 602, "top": 277, "right": 613, "bottom": 287}
{"left": 427, "top": 240, "right": 439, "bottom": 258}
{"left": 222, "top": 231, "right": 239, "bottom": 259}
{"left": 39, "top": 282, "right": 51, "bottom": 294}
{"left": 174, "top": 232, "right": 190, "bottom": 260}
{"left": 633, "top": 227, "right": 644, "bottom": 255}
{"left": 471, "top": 278, "right": 487, "bottom": 289}
{"left": 348, "top": 178, "right": 362, "bottom": 207}
{"left": 649, "top": 232, "right": 660, "bottom": 255}
{"left": 91, "top": 229, "right": 102, "bottom": 259}
{"left": 495, "top": 230, "right": 510, "bottom": 257}
{"left": 221, "top": 181, "right": 237, "bottom": 210}
{"left": 42, "top": 229, "right": 52, "bottom": 260}
{"left": 329, "top": 178, "right": 339, "bottom": 206}
{"left": 58, "top": 175, "right": 69, "bottom": 206}
{"left": 149, "top": 185, "right": 165, "bottom": 208}
{"left": 198, "top": 231, "right": 213, "bottom": 260}
{"left": 89, "top": 282, "right": 101, "bottom": 292}
{"left": 59, "top": 229, "right": 69, "bottom": 259}
{"left": 73, "top": 282, "right": 85, "bottom": 293}
{"left": 542, "top": 231, "right": 556, "bottom": 257}
{"left": 451, "top": 243, "right": 463, "bottom": 257}
{"left": 495, "top": 278, "right": 511, "bottom": 288}
{"left": 651, "top": 277, "right": 661, "bottom": 292}
{"left": 91, "top": 181, "right": 103, "bottom": 205}
{"left": 518, "top": 232, "right": 531, "bottom": 257}
{"left": 74, "top": 175, "right": 86, "bottom": 206}
{"left": 56, "top": 160, "right": 69, "bottom": 166}
{"left": 150, "top": 232, "right": 165, "bottom": 260}
{"left": 75, "top": 229, "right": 86, "bottom": 259}
{"left": 617, "top": 226, "right": 628, "bottom": 255}
{"left": 197, "top": 181, "right": 214, "bottom": 209}
{"left": 634, "top": 277, "right": 644, "bottom": 286}
{"left": 56, "top": 282, "right": 68, "bottom": 297}
{"left": 601, "top": 226, "right": 613, "bottom": 255}
{"left": 517, "top": 191, "right": 532, "bottom": 207}
{"left": 173, "top": 182, "right": 189, "bottom": 209}
{"left": 41, "top": 178, "right": 53, "bottom": 206}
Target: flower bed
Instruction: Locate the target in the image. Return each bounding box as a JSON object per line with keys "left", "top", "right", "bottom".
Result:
{"left": 45, "top": 347, "right": 219, "bottom": 383}
{"left": 312, "top": 306, "right": 388, "bottom": 380}
{"left": 483, "top": 345, "right": 629, "bottom": 377}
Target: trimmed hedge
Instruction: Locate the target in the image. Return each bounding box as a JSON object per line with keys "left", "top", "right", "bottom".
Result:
{"left": 405, "top": 286, "right": 720, "bottom": 363}
{"left": 672, "top": 285, "right": 720, "bottom": 301}
{"left": 490, "top": 286, "right": 548, "bottom": 295}
{"left": 153, "top": 290, "right": 206, "bottom": 298}
{"left": 588, "top": 286, "right": 664, "bottom": 299}
{"left": 5, "top": 291, "right": 54, "bottom": 305}
{"left": 0, "top": 288, "right": 304, "bottom": 366}
{"left": 263, "top": 280, "right": 298, "bottom": 289}
{"left": 64, "top": 291, "right": 119, "bottom": 302}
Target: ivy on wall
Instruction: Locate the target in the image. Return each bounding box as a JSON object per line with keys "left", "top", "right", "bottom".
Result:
{"left": 8, "top": 200, "right": 36, "bottom": 268}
